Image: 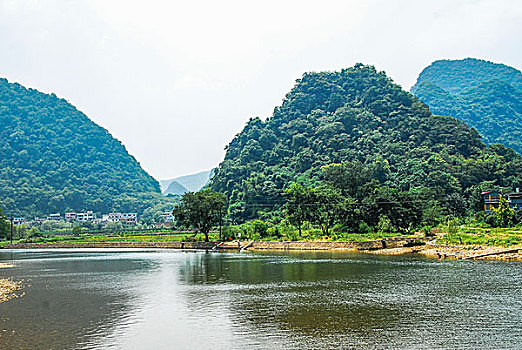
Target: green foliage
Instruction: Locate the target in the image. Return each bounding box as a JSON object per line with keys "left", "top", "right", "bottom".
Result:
{"left": 251, "top": 219, "right": 269, "bottom": 238}
{"left": 105, "top": 221, "right": 124, "bottom": 232}
{"left": 412, "top": 58, "right": 522, "bottom": 154}
{"left": 377, "top": 215, "right": 393, "bottom": 233}
{"left": 172, "top": 189, "right": 227, "bottom": 241}
{"left": 210, "top": 63, "right": 522, "bottom": 229}
{"left": 284, "top": 183, "right": 314, "bottom": 236}
{"left": 308, "top": 185, "right": 344, "bottom": 236}
{"left": 493, "top": 196, "right": 515, "bottom": 227}
{"left": 278, "top": 220, "right": 300, "bottom": 241}
{"left": 0, "top": 208, "right": 10, "bottom": 239}
{"left": 0, "top": 78, "right": 162, "bottom": 217}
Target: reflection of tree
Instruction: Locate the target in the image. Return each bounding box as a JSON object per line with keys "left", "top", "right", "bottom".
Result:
{"left": 177, "top": 250, "right": 403, "bottom": 346}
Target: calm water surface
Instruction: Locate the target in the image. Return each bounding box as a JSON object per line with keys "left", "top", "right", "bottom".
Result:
{"left": 0, "top": 248, "right": 521, "bottom": 349}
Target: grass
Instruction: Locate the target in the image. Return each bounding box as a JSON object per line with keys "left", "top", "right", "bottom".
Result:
{"left": 9, "top": 225, "right": 522, "bottom": 248}
{"left": 0, "top": 232, "right": 220, "bottom": 246}
{"left": 252, "top": 231, "right": 413, "bottom": 242}
{"left": 437, "top": 225, "right": 522, "bottom": 247}
{"left": 1, "top": 229, "right": 413, "bottom": 247}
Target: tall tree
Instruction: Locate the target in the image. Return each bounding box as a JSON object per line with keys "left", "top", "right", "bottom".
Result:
{"left": 172, "top": 189, "right": 227, "bottom": 242}
{"left": 0, "top": 208, "right": 9, "bottom": 239}
{"left": 284, "top": 183, "right": 314, "bottom": 236}
{"left": 309, "top": 185, "right": 344, "bottom": 236}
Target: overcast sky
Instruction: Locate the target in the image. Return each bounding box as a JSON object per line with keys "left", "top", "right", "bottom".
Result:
{"left": 1, "top": 0, "right": 521, "bottom": 180}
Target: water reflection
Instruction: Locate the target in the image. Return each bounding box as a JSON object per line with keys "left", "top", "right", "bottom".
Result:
{"left": 1, "top": 249, "right": 522, "bottom": 349}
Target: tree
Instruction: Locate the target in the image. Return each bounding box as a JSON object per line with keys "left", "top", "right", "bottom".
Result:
{"left": 493, "top": 196, "right": 515, "bottom": 227}
{"left": 284, "top": 183, "right": 314, "bottom": 236}
{"left": 309, "top": 185, "right": 344, "bottom": 236}
{"left": 322, "top": 161, "right": 375, "bottom": 199}
{"left": 172, "top": 189, "right": 227, "bottom": 242}
{"left": 0, "top": 208, "right": 9, "bottom": 239}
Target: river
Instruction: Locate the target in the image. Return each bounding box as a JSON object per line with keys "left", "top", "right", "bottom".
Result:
{"left": 0, "top": 249, "right": 521, "bottom": 349}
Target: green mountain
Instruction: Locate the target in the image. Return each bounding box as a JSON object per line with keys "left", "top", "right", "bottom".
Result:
{"left": 210, "top": 64, "right": 522, "bottom": 222}
{"left": 0, "top": 78, "right": 162, "bottom": 217}
{"left": 411, "top": 58, "right": 522, "bottom": 153}
{"left": 163, "top": 180, "right": 189, "bottom": 196}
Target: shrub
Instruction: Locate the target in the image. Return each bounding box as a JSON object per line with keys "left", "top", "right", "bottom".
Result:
{"left": 358, "top": 221, "right": 371, "bottom": 234}
{"left": 277, "top": 220, "right": 299, "bottom": 241}
{"left": 377, "top": 215, "right": 393, "bottom": 233}
{"left": 251, "top": 220, "right": 269, "bottom": 238}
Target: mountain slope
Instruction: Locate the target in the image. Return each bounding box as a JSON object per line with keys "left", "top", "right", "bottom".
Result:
{"left": 0, "top": 78, "right": 161, "bottom": 217}
{"left": 210, "top": 64, "right": 522, "bottom": 221}
{"left": 411, "top": 58, "right": 522, "bottom": 153}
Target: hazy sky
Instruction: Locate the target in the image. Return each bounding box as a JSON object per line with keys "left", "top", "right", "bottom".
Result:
{"left": 1, "top": 0, "right": 521, "bottom": 180}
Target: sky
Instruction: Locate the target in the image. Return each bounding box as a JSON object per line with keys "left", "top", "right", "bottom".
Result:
{"left": 1, "top": 0, "right": 521, "bottom": 180}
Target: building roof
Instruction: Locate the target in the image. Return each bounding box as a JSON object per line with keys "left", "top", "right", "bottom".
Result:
{"left": 482, "top": 190, "right": 501, "bottom": 195}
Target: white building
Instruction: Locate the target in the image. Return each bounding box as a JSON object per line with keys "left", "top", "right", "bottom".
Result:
{"left": 13, "top": 217, "right": 26, "bottom": 225}
{"left": 161, "top": 212, "right": 175, "bottom": 223}
{"left": 121, "top": 213, "right": 138, "bottom": 224}
{"left": 48, "top": 213, "right": 61, "bottom": 221}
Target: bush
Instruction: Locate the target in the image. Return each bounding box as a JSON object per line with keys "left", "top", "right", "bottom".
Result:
{"left": 277, "top": 220, "right": 299, "bottom": 241}
{"left": 358, "top": 221, "right": 371, "bottom": 234}
{"left": 377, "top": 215, "right": 393, "bottom": 233}
{"left": 251, "top": 220, "right": 269, "bottom": 238}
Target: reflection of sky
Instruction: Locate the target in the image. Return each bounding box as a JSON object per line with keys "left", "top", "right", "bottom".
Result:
{"left": 1, "top": 250, "right": 522, "bottom": 349}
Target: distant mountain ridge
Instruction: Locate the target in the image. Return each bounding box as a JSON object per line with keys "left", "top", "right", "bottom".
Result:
{"left": 0, "top": 78, "right": 161, "bottom": 217}
{"left": 412, "top": 58, "right": 522, "bottom": 94}
{"left": 160, "top": 170, "right": 214, "bottom": 195}
{"left": 163, "top": 180, "right": 189, "bottom": 196}
{"left": 411, "top": 58, "right": 522, "bottom": 154}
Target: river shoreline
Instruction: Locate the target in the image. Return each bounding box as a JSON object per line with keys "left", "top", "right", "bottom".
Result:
{"left": 2, "top": 239, "right": 522, "bottom": 261}
{"left": 0, "top": 263, "right": 21, "bottom": 303}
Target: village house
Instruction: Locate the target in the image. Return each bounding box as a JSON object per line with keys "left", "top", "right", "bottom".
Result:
{"left": 13, "top": 217, "right": 26, "bottom": 225}
{"left": 509, "top": 188, "right": 522, "bottom": 211}
{"left": 483, "top": 189, "right": 522, "bottom": 212}
{"left": 47, "top": 213, "right": 61, "bottom": 221}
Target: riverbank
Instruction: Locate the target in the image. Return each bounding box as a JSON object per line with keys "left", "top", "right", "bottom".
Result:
{"left": 3, "top": 238, "right": 522, "bottom": 261}
{"left": 0, "top": 263, "right": 21, "bottom": 303}
{"left": 364, "top": 243, "right": 522, "bottom": 261}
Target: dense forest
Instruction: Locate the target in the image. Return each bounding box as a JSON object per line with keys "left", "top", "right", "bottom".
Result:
{"left": 411, "top": 58, "right": 522, "bottom": 154}
{"left": 209, "top": 64, "right": 522, "bottom": 230}
{"left": 0, "top": 78, "right": 165, "bottom": 217}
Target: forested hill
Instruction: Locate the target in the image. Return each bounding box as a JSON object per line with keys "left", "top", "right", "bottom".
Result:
{"left": 0, "top": 78, "right": 161, "bottom": 217}
{"left": 411, "top": 58, "right": 522, "bottom": 153}
{"left": 210, "top": 64, "right": 522, "bottom": 222}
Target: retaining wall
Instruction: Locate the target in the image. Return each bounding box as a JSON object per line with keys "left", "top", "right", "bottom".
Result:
{"left": 1, "top": 237, "right": 423, "bottom": 251}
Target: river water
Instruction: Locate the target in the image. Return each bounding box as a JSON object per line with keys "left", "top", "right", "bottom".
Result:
{"left": 0, "top": 249, "right": 521, "bottom": 349}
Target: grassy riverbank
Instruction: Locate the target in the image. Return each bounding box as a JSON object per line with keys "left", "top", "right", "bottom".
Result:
{"left": 2, "top": 224, "right": 522, "bottom": 260}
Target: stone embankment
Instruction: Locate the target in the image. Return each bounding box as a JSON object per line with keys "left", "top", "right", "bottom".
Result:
{"left": 218, "top": 237, "right": 423, "bottom": 251}
{"left": 2, "top": 239, "right": 521, "bottom": 260}
{"left": 2, "top": 237, "right": 423, "bottom": 251}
